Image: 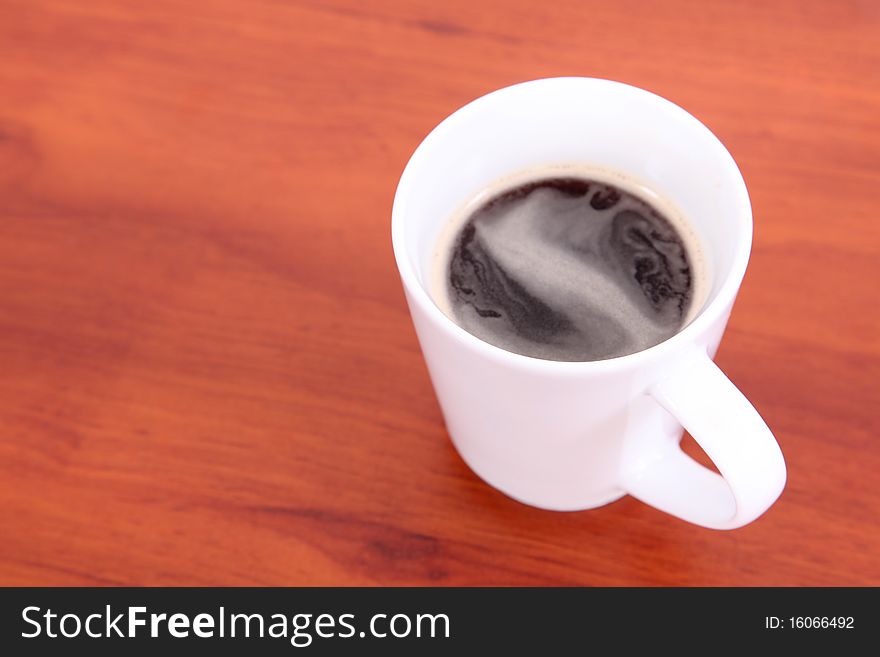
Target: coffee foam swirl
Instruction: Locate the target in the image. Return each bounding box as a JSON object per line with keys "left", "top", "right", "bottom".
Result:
{"left": 431, "top": 166, "right": 707, "bottom": 362}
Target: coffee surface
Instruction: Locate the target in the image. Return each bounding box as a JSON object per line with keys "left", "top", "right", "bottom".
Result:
{"left": 438, "top": 175, "right": 699, "bottom": 361}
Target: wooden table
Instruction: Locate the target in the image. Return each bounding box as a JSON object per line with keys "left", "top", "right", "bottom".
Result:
{"left": 1, "top": 0, "right": 878, "bottom": 586}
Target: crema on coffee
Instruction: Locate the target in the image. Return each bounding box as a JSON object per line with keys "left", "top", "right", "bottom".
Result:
{"left": 431, "top": 166, "right": 707, "bottom": 362}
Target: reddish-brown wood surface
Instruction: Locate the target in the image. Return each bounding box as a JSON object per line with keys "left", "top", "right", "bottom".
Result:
{"left": 1, "top": 0, "right": 878, "bottom": 586}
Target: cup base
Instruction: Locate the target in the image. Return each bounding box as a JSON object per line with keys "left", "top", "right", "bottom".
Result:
{"left": 450, "top": 436, "right": 627, "bottom": 512}
{"left": 499, "top": 486, "right": 628, "bottom": 513}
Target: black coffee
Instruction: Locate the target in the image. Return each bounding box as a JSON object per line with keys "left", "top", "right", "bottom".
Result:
{"left": 436, "top": 172, "right": 700, "bottom": 362}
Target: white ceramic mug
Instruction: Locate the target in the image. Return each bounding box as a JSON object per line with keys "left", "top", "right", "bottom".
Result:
{"left": 391, "top": 78, "right": 785, "bottom": 529}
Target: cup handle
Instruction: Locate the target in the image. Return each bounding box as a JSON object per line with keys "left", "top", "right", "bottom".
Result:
{"left": 620, "top": 348, "right": 786, "bottom": 529}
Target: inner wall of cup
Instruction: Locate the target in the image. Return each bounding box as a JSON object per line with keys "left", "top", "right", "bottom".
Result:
{"left": 400, "top": 78, "right": 750, "bottom": 317}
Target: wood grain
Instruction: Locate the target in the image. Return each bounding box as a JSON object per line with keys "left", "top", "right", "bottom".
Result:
{"left": 1, "top": 0, "right": 878, "bottom": 586}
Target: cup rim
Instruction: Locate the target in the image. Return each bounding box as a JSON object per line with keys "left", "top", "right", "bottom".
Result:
{"left": 391, "top": 76, "right": 752, "bottom": 374}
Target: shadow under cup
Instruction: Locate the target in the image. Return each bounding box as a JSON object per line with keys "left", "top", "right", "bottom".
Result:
{"left": 395, "top": 77, "right": 752, "bottom": 353}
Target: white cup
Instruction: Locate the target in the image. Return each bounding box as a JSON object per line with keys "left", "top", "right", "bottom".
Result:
{"left": 391, "top": 78, "right": 785, "bottom": 529}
